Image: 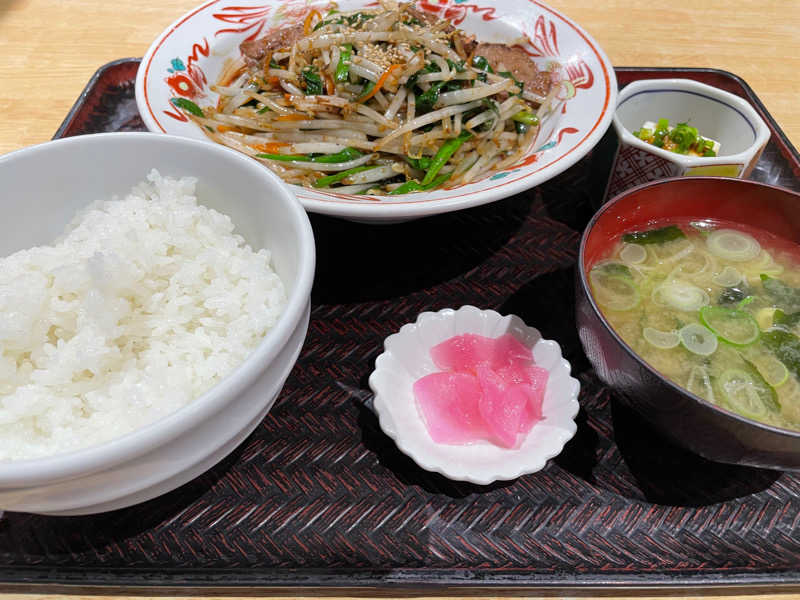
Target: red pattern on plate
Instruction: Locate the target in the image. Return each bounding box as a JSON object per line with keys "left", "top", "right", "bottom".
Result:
{"left": 416, "top": 0, "right": 498, "bottom": 25}
{"left": 525, "top": 14, "right": 559, "bottom": 57}
{"left": 212, "top": 5, "right": 273, "bottom": 40}
{"left": 162, "top": 39, "right": 211, "bottom": 121}
{"left": 565, "top": 58, "right": 594, "bottom": 90}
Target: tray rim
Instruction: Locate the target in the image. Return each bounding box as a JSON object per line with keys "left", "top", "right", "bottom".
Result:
{"left": 4, "top": 565, "right": 800, "bottom": 590}
{"left": 53, "top": 57, "right": 141, "bottom": 142}
{"left": 20, "top": 60, "right": 800, "bottom": 591}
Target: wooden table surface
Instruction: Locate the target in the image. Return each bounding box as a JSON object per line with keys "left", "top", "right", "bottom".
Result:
{"left": 1, "top": 0, "right": 799, "bottom": 155}
{"left": 1, "top": 0, "right": 799, "bottom": 598}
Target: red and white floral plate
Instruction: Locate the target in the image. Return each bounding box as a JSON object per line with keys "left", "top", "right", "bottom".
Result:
{"left": 136, "top": 0, "right": 617, "bottom": 222}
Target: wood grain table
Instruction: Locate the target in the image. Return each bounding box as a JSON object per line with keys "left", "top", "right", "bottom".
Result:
{"left": 1, "top": 1, "right": 799, "bottom": 598}
{"left": 1, "top": 0, "right": 799, "bottom": 155}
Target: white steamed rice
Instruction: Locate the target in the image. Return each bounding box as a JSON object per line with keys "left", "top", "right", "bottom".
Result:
{"left": 0, "top": 170, "right": 286, "bottom": 461}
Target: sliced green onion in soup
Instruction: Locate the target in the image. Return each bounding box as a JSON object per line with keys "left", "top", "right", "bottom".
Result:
{"left": 747, "top": 353, "right": 789, "bottom": 387}
{"left": 706, "top": 229, "right": 761, "bottom": 262}
{"left": 671, "top": 250, "right": 712, "bottom": 278}
{"left": 619, "top": 243, "right": 647, "bottom": 264}
{"left": 741, "top": 357, "right": 782, "bottom": 409}
{"left": 755, "top": 307, "right": 778, "bottom": 331}
{"left": 712, "top": 266, "right": 743, "bottom": 287}
{"left": 650, "top": 239, "right": 696, "bottom": 264}
{"left": 750, "top": 249, "right": 774, "bottom": 268}
{"left": 643, "top": 327, "right": 680, "bottom": 349}
{"left": 717, "top": 355, "right": 781, "bottom": 418}
{"left": 679, "top": 322, "right": 718, "bottom": 356}
{"left": 589, "top": 263, "right": 640, "bottom": 311}
{"left": 719, "top": 369, "right": 770, "bottom": 419}
{"left": 699, "top": 305, "right": 760, "bottom": 346}
{"left": 652, "top": 281, "right": 710, "bottom": 311}
{"left": 762, "top": 328, "right": 800, "bottom": 383}
{"left": 752, "top": 251, "right": 785, "bottom": 277}
{"left": 686, "top": 365, "right": 715, "bottom": 401}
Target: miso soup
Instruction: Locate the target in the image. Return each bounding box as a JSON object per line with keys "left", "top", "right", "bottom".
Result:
{"left": 589, "top": 218, "right": 800, "bottom": 430}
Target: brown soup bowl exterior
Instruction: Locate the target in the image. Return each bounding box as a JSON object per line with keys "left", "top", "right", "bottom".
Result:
{"left": 576, "top": 177, "right": 800, "bottom": 471}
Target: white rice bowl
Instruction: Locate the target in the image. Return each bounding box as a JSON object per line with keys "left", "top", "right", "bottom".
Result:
{"left": 0, "top": 170, "right": 286, "bottom": 461}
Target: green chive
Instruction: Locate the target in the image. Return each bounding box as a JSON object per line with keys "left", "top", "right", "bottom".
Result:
{"left": 405, "top": 156, "right": 433, "bottom": 170}
{"left": 314, "top": 165, "right": 378, "bottom": 188}
{"left": 335, "top": 44, "right": 353, "bottom": 82}
{"left": 255, "top": 147, "right": 362, "bottom": 163}
{"left": 446, "top": 59, "right": 466, "bottom": 73}
{"left": 498, "top": 71, "right": 524, "bottom": 96}
{"left": 255, "top": 153, "right": 309, "bottom": 162}
{"left": 471, "top": 55, "right": 493, "bottom": 73}
{"left": 389, "top": 172, "right": 451, "bottom": 195}
{"left": 357, "top": 80, "right": 375, "bottom": 100}
{"left": 302, "top": 66, "right": 323, "bottom": 95}
{"left": 421, "top": 131, "right": 472, "bottom": 186}
{"left": 512, "top": 110, "right": 539, "bottom": 126}
{"left": 310, "top": 147, "right": 363, "bottom": 163}
{"left": 416, "top": 81, "right": 446, "bottom": 111}
{"left": 669, "top": 122, "right": 698, "bottom": 154}
{"left": 653, "top": 118, "right": 670, "bottom": 148}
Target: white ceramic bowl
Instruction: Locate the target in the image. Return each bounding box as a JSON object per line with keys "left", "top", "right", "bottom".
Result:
{"left": 606, "top": 78, "right": 770, "bottom": 199}
{"left": 135, "top": 0, "right": 617, "bottom": 223}
{"left": 368, "top": 306, "right": 579, "bottom": 485}
{"left": 0, "top": 132, "right": 315, "bottom": 515}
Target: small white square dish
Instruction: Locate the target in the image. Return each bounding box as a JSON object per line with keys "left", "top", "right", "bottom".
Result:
{"left": 606, "top": 78, "right": 770, "bottom": 200}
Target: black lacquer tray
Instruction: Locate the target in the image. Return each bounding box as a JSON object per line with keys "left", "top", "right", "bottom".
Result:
{"left": 2, "top": 61, "right": 800, "bottom": 591}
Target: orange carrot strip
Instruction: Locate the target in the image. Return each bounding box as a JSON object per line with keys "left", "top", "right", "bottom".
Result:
{"left": 303, "top": 9, "right": 321, "bottom": 35}
{"left": 323, "top": 72, "right": 335, "bottom": 96}
{"left": 276, "top": 113, "right": 308, "bottom": 121}
{"left": 252, "top": 142, "right": 288, "bottom": 153}
{"left": 358, "top": 64, "right": 402, "bottom": 104}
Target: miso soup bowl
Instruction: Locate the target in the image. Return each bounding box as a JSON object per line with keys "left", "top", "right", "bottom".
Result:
{"left": 0, "top": 132, "right": 315, "bottom": 515}
{"left": 576, "top": 177, "right": 800, "bottom": 471}
{"left": 605, "top": 79, "right": 770, "bottom": 200}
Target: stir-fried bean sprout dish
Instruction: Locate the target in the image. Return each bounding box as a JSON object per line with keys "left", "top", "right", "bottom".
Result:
{"left": 171, "top": 3, "right": 559, "bottom": 195}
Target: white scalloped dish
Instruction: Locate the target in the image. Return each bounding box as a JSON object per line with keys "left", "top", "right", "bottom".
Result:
{"left": 368, "top": 306, "right": 579, "bottom": 485}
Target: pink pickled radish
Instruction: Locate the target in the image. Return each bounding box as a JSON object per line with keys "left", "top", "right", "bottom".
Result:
{"left": 413, "top": 372, "right": 488, "bottom": 444}
{"left": 413, "top": 332, "right": 548, "bottom": 448}
{"left": 517, "top": 365, "right": 547, "bottom": 431}
{"left": 431, "top": 333, "right": 532, "bottom": 373}
{"left": 476, "top": 366, "right": 528, "bottom": 448}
